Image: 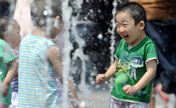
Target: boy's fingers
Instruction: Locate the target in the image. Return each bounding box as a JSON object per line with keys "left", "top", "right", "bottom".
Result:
{"left": 123, "top": 87, "right": 131, "bottom": 95}
{"left": 97, "top": 75, "right": 102, "bottom": 81}
{"left": 100, "top": 75, "right": 104, "bottom": 78}
{"left": 127, "top": 88, "right": 133, "bottom": 95}
{"left": 122, "top": 86, "right": 127, "bottom": 92}
{"left": 125, "top": 89, "right": 130, "bottom": 94}
{"left": 100, "top": 74, "right": 106, "bottom": 80}
{"left": 96, "top": 75, "right": 101, "bottom": 84}
{"left": 122, "top": 85, "right": 130, "bottom": 92}
{"left": 96, "top": 74, "right": 106, "bottom": 85}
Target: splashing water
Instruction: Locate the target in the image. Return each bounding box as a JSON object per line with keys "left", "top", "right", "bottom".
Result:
{"left": 61, "top": 0, "right": 74, "bottom": 107}
{"left": 69, "top": 0, "right": 92, "bottom": 107}
{"left": 71, "top": 17, "right": 91, "bottom": 108}
{"left": 107, "top": 0, "right": 119, "bottom": 91}
{"left": 108, "top": 0, "right": 118, "bottom": 65}
{"left": 0, "top": 0, "right": 121, "bottom": 107}
{"left": 2, "top": 0, "right": 176, "bottom": 108}
{"left": 61, "top": 0, "right": 92, "bottom": 106}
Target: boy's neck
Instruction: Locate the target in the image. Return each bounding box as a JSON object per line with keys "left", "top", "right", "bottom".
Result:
{"left": 32, "top": 27, "right": 47, "bottom": 38}
{"left": 129, "top": 32, "right": 146, "bottom": 46}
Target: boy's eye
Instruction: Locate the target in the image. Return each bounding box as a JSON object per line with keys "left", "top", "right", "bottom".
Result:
{"left": 123, "top": 24, "right": 128, "bottom": 27}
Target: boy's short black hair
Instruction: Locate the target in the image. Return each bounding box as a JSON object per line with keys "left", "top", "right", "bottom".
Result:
{"left": 31, "top": 0, "right": 62, "bottom": 27}
{"left": 116, "top": 2, "right": 146, "bottom": 28}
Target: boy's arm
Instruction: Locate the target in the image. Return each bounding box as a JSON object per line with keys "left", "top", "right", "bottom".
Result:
{"left": 105, "top": 58, "right": 118, "bottom": 80}
{"left": 123, "top": 59, "right": 157, "bottom": 95}
{"left": 68, "top": 79, "right": 80, "bottom": 108}
{"left": 48, "top": 46, "right": 81, "bottom": 108}
{"left": 96, "top": 58, "right": 118, "bottom": 85}
{"left": 48, "top": 46, "right": 63, "bottom": 83}
{"left": 2, "top": 58, "right": 18, "bottom": 96}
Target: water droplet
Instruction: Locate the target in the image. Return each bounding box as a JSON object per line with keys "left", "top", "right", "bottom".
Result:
{"left": 98, "top": 33, "right": 103, "bottom": 39}
{"left": 43, "top": 10, "right": 48, "bottom": 16}
{"left": 80, "top": 101, "right": 86, "bottom": 107}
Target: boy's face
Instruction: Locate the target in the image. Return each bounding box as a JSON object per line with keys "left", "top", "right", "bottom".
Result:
{"left": 7, "top": 21, "right": 21, "bottom": 48}
{"left": 116, "top": 12, "right": 142, "bottom": 46}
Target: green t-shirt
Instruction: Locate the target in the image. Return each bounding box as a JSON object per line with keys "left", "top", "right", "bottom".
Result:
{"left": 0, "top": 39, "right": 15, "bottom": 105}
{"left": 111, "top": 36, "right": 158, "bottom": 103}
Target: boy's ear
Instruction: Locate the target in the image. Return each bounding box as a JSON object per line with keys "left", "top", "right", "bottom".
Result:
{"left": 139, "top": 21, "right": 145, "bottom": 30}
{"left": 3, "top": 31, "right": 8, "bottom": 41}
{"left": 55, "top": 15, "right": 60, "bottom": 19}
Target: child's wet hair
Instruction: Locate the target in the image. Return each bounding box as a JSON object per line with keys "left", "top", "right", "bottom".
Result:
{"left": 116, "top": 2, "right": 146, "bottom": 29}
{"left": 30, "top": 0, "right": 62, "bottom": 27}
{"left": 0, "top": 17, "right": 17, "bottom": 39}
{"left": 0, "top": 17, "right": 9, "bottom": 39}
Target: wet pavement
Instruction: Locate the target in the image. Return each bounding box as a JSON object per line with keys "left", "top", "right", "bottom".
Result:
{"left": 77, "top": 85, "right": 176, "bottom": 108}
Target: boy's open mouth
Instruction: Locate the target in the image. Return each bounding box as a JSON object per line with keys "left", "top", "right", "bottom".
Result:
{"left": 123, "top": 35, "right": 129, "bottom": 39}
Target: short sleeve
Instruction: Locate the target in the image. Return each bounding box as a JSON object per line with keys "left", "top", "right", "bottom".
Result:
{"left": 145, "top": 42, "right": 158, "bottom": 64}
{"left": 0, "top": 40, "right": 15, "bottom": 64}
{"left": 47, "top": 40, "right": 56, "bottom": 48}
{"left": 115, "top": 39, "right": 123, "bottom": 59}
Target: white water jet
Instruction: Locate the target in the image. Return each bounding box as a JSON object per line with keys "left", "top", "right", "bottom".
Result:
{"left": 107, "top": 0, "right": 119, "bottom": 91}
{"left": 70, "top": 1, "right": 91, "bottom": 107}
{"left": 61, "top": 0, "right": 73, "bottom": 107}
{"left": 108, "top": 0, "right": 118, "bottom": 65}
{"left": 71, "top": 19, "right": 91, "bottom": 107}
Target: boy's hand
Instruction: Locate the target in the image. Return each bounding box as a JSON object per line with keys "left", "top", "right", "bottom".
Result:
{"left": 96, "top": 74, "right": 106, "bottom": 85}
{"left": 1, "top": 82, "right": 9, "bottom": 96}
{"left": 123, "top": 85, "right": 137, "bottom": 95}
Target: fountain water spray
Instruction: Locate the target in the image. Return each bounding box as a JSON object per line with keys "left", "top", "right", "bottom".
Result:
{"left": 69, "top": 0, "right": 92, "bottom": 107}
{"left": 107, "top": 0, "right": 122, "bottom": 91}
{"left": 108, "top": 0, "right": 118, "bottom": 65}
{"left": 71, "top": 18, "right": 91, "bottom": 108}
{"left": 61, "top": 0, "right": 73, "bottom": 107}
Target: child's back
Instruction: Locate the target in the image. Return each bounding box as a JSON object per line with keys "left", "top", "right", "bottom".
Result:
{"left": 18, "top": 34, "right": 61, "bottom": 107}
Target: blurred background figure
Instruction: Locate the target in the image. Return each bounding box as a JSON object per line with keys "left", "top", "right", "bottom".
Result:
{"left": 0, "top": 0, "right": 21, "bottom": 108}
